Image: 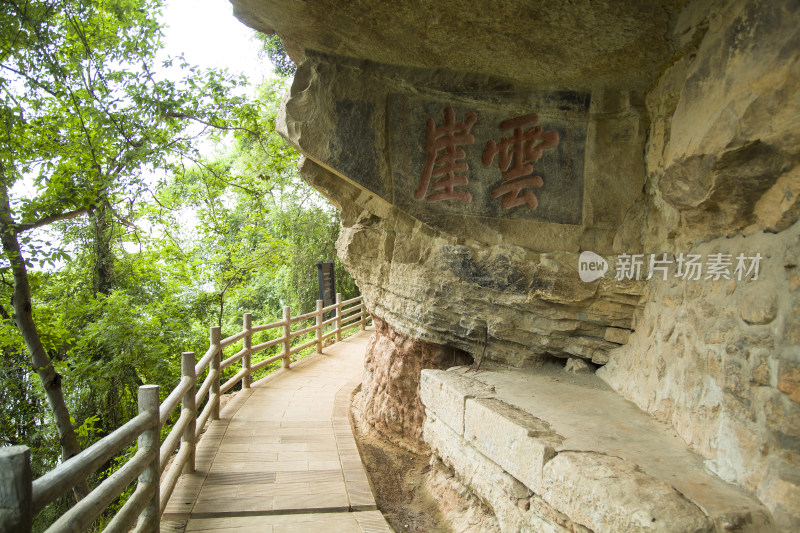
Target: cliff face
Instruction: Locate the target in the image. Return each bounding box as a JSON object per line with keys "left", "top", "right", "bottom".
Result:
{"left": 233, "top": 0, "right": 800, "bottom": 528}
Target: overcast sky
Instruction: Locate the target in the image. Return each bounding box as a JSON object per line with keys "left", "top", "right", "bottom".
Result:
{"left": 160, "top": 0, "right": 271, "bottom": 86}
{"left": 12, "top": 1, "right": 273, "bottom": 261}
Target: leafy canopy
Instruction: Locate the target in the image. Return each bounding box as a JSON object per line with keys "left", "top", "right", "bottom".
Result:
{"left": 0, "top": 0, "right": 258, "bottom": 242}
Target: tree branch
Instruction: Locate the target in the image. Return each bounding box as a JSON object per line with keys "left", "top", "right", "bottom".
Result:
{"left": 16, "top": 207, "right": 89, "bottom": 233}
{"left": 162, "top": 111, "right": 267, "bottom": 151}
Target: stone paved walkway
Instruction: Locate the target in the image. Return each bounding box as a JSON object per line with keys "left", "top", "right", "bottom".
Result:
{"left": 161, "top": 328, "right": 393, "bottom": 532}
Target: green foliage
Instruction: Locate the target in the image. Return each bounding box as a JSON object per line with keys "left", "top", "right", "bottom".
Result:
{"left": 0, "top": 2, "right": 360, "bottom": 529}
{"left": 1, "top": 0, "right": 256, "bottom": 256}
{"left": 257, "top": 33, "right": 296, "bottom": 77}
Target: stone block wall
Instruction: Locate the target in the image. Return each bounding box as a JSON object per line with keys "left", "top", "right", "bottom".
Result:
{"left": 599, "top": 1, "right": 800, "bottom": 527}
{"left": 599, "top": 225, "right": 800, "bottom": 527}
{"left": 420, "top": 369, "right": 773, "bottom": 532}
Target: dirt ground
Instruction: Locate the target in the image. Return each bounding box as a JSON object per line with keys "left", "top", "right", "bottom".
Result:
{"left": 351, "top": 391, "right": 499, "bottom": 533}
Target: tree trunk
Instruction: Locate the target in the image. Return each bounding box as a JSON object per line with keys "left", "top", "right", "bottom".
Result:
{"left": 0, "top": 182, "right": 89, "bottom": 499}
{"left": 91, "top": 203, "right": 115, "bottom": 296}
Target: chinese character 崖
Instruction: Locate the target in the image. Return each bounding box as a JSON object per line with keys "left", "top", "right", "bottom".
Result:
{"left": 482, "top": 113, "right": 559, "bottom": 210}
{"left": 414, "top": 106, "right": 477, "bottom": 203}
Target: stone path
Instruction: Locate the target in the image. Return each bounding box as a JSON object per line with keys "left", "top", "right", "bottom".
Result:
{"left": 161, "top": 329, "right": 393, "bottom": 532}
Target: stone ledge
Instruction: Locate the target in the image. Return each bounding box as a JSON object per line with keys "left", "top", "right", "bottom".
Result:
{"left": 464, "top": 397, "right": 561, "bottom": 493}
{"left": 425, "top": 413, "right": 576, "bottom": 533}
{"left": 421, "top": 366, "right": 774, "bottom": 532}
{"left": 541, "top": 451, "right": 711, "bottom": 532}
{"left": 419, "top": 369, "right": 495, "bottom": 435}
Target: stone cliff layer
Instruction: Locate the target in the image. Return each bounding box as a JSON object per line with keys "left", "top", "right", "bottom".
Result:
{"left": 232, "top": 0, "right": 800, "bottom": 529}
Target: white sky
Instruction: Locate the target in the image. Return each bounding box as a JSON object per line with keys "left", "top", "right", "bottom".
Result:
{"left": 159, "top": 0, "right": 271, "bottom": 87}
{"left": 18, "top": 1, "right": 274, "bottom": 263}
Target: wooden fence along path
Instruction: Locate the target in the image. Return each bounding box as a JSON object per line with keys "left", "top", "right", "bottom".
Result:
{"left": 0, "top": 294, "right": 370, "bottom": 533}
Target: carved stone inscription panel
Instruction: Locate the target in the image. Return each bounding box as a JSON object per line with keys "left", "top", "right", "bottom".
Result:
{"left": 389, "top": 92, "right": 589, "bottom": 225}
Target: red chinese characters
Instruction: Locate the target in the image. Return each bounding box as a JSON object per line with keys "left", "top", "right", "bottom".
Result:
{"left": 482, "top": 113, "right": 559, "bottom": 210}
{"left": 414, "top": 106, "right": 477, "bottom": 203}
{"left": 413, "top": 107, "right": 561, "bottom": 211}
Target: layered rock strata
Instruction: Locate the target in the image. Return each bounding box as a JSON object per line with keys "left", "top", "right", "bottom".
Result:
{"left": 355, "top": 316, "right": 469, "bottom": 453}
{"left": 231, "top": 0, "right": 800, "bottom": 528}
{"left": 302, "top": 157, "right": 645, "bottom": 369}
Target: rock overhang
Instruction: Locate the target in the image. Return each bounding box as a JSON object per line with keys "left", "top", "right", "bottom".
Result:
{"left": 232, "top": 0, "right": 677, "bottom": 93}
{"left": 229, "top": 1, "right": 800, "bottom": 528}
{"left": 232, "top": 1, "right": 677, "bottom": 254}
{"left": 276, "top": 52, "right": 648, "bottom": 254}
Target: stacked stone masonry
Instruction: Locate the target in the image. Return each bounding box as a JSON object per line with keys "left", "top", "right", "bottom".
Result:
{"left": 421, "top": 368, "right": 773, "bottom": 533}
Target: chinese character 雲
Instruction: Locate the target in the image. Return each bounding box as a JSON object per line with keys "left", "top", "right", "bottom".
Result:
{"left": 414, "top": 106, "right": 477, "bottom": 203}
{"left": 482, "top": 113, "right": 559, "bottom": 210}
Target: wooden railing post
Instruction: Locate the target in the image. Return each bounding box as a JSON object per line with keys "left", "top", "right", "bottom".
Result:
{"left": 315, "top": 300, "right": 324, "bottom": 353}
{"left": 282, "top": 306, "right": 291, "bottom": 368}
{"left": 210, "top": 326, "right": 221, "bottom": 421}
{"left": 335, "top": 293, "right": 343, "bottom": 343}
{"left": 181, "top": 352, "right": 196, "bottom": 474}
{"left": 243, "top": 313, "right": 252, "bottom": 389}
{"left": 136, "top": 385, "right": 160, "bottom": 532}
{"left": 360, "top": 298, "right": 367, "bottom": 331}
{"left": 0, "top": 445, "right": 32, "bottom": 533}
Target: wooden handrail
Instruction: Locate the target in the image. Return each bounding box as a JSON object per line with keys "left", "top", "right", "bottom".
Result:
{"left": 1, "top": 295, "right": 371, "bottom": 532}
{"left": 194, "top": 344, "right": 218, "bottom": 377}
{"left": 104, "top": 478, "right": 154, "bottom": 533}
{"left": 289, "top": 309, "right": 318, "bottom": 323}
{"left": 250, "top": 352, "right": 286, "bottom": 373}
{"left": 251, "top": 318, "right": 285, "bottom": 333}
{"left": 341, "top": 295, "right": 362, "bottom": 305}
{"left": 195, "top": 368, "right": 218, "bottom": 407}
{"left": 159, "top": 409, "right": 194, "bottom": 471}
{"left": 46, "top": 448, "right": 155, "bottom": 533}
{"left": 220, "top": 329, "right": 249, "bottom": 349}
{"left": 251, "top": 336, "right": 283, "bottom": 353}
{"left": 159, "top": 376, "right": 193, "bottom": 426}
{"left": 31, "top": 410, "right": 153, "bottom": 514}
{"left": 289, "top": 323, "right": 317, "bottom": 340}
{"left": 220, "top": 347, "right": 248, "bottom": 370}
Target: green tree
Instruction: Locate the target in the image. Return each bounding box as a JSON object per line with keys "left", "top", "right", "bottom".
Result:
{"left": 0, "top": 0, "right": 254, "bottom": 480}
{"left": 258, "top": 33, "right": 296, "bottom": 77}
{"left": 151, "top": 78, "right": 360, "bottom": 335}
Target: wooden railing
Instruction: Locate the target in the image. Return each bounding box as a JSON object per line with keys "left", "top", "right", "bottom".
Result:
{"left": 0, "top": 294, "right": 370, "bottom": 533}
